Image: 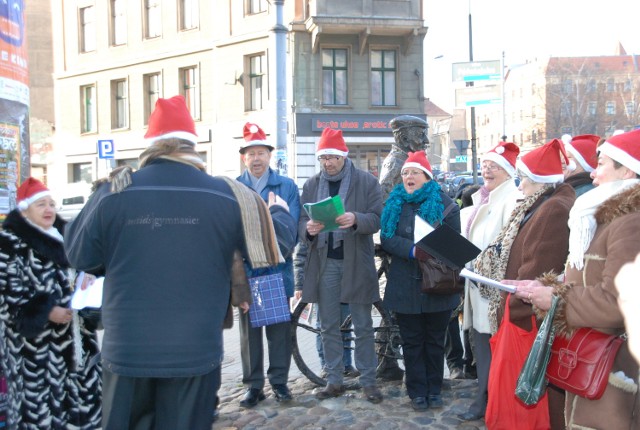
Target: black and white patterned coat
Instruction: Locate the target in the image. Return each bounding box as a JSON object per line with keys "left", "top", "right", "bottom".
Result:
{"left": 0, "top": 210, "right": 101, "bottom": 429}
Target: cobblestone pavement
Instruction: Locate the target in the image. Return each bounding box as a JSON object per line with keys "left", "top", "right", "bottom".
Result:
{"left": 214, "top": 314, "right": 487, "bottom": 430}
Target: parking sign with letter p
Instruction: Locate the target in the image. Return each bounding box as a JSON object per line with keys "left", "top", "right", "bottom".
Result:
{"left": 98, "top": 139, "right": 115, "bottom": 159}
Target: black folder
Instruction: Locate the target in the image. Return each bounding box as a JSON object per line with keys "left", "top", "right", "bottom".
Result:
{"left": 415, "top": 222, "right": 482, "bottom": 270}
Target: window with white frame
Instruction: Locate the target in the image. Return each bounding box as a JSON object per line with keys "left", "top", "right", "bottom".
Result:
{"left": 111, "top": 79, "right": 129, "bottom": 129}
{"left": 371, "top": 49, "right": 397, "bottom": 106}
{"left": 145, "top": 0, "right": 161, "bottom": 38}
{"left": 586, "top": 79, "right": 596, "bottom": 93}
{"left": 626, "top": 101, "right": 635, "bottom": 116}
{"left": 588, "top": 101, "right": 597, "bottom": 116}
{"left": 180, "top": 0, "right": 198, "bottom": 30}
{"left": 80, "top": 85, "right": 97, "bottom": 133}
{"left": 143, "top": 73, "right": 161, "bottom": 124}
{"left": 180, "top": 66, "right": 200, "bottom": 119}
{"left": 562, "top": 79, "right": 572, "bottom": 94}
{"left": 247, "top": 0, "right": 267, "bottom": 14}
{"left": 606, "top": 78, "right": 615, "bottom": 92}
{"left": 624, "top": 79, "right": 632, "bottom": 92}
{"left": 80, "top": 6, "right": 95, "bottom": 52}
{"left": 561, "top": 100, "right": 572, "bottom": 118}
{"left": 322, "top": 48, "right": 348, "bottom": 106}
{"left": 110, "top": 0, "right": 127, "bottom": 46}
{"left": 247, "top": 54, "right": 265, "bottom": 111}
{"left": 606, "top": 101, "right": 616, "bottom": 115}
{"left": 70, "top": 163, "right": 93, "bottom": 183}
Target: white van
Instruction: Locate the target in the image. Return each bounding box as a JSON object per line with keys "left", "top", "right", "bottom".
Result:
{"left": 57, "top": 183, "right": 92, "bottom": 221}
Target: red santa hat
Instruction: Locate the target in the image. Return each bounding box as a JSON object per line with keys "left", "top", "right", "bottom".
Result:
{"left": 316, "top": 128, "right": 349, "bottom": 157}
{"left": 565, "top": 134, "right": 599, "bottom": 172}
{"left": 481, "top": 142, "right": 519, "bottom": 178}
{"left": 402, "top": 151, "right": 433, "bottom": 179}
{"left": 239, "top": 122, "right": 274, "bottom": 154}
{"left": 17, "top": 177, "right": 52, "bottom": 211}
{"left": 597, "top": 129, "right": 640, "bottom": 175}
{"left": 516, "top": 138, "right": 569, "bottom": 183}
{"left": 144, "top": 96, "right": 198, "bottom": 146}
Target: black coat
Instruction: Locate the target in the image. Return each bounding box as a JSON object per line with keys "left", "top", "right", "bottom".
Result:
{"left": 65, "top": 158, "right": 246, "bottom": 378}
{"left": 381, "top": 191, "right": 461, "bottom": 314}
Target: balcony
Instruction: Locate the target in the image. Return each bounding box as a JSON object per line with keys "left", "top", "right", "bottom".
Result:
{"left": 297, "top": 0, "right": 427, "bottom": 54}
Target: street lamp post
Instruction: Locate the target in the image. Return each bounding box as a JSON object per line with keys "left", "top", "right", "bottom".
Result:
{"left": 468, "top": 8, "right": 478, "bottom": 183}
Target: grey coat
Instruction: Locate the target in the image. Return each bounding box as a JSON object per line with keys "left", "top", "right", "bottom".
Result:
{"left": 298, "top": 164, "right": 382, "bottom": 304}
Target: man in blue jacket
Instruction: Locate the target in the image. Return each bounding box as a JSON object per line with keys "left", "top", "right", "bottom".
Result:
{"left": 64, "top": 96, "right": 272, "bottom": 430}
{"left": 236, "top": 122, "right": 300, "bottom": 407}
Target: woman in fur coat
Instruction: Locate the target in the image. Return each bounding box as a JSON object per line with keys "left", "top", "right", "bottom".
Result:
{"left": 510, "top": 129, "right": 640, "bottom": 430}
{"left": 0, "top": 178, "right": 101, "bottom": 429}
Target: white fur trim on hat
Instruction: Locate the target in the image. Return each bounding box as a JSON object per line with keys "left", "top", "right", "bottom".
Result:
{"left": 481, "top": 152, "right": 516, "bottom": 177}
{"left": 598, "top": 141, "right": 640, "bottom": 175}
{"left": 18, "top": 190, "right": 52, "bottom": 211}
{"left": 565, "top": 143, "right": 594, "bottom": 172}
{"left": 317, "top": 148, "right": 348, "bottom": 157}
{"left": 402, "top": 162, "right": 433, "bottom": 179}
{"left": 516, "top": 159, "right": 565, "bottom": 184}
{"left": 145, "top": 131, "right": 198, "bottom": 146}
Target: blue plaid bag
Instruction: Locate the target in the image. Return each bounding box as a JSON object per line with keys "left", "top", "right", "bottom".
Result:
{"left": 248, "top": 273, "right": 291, "bottom": 328}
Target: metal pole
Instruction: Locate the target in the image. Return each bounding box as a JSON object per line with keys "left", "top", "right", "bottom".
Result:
{"left": 468, "top": 9, "right": 478, "bottom": 183}
{"left": 501, "top": 50, "right": 507, "bottom": 142}
{"left": 272, "top": 0, "right": 288, "bottom": 176}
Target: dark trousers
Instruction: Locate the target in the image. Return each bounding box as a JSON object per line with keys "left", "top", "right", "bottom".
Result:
{"left": 395, "top": 310, "right": 450, "bottom": 399}
{"left": 444, "top": 312, "right": 464, "bottom": 370}
{"left": 469, "top": 328, "right": 491, "bottom": 416}
{"left": 102, "top": 366, "right": 220, "bottom": 430}
{"left": 238, "top": 310, "right": 292, "bottom": 389}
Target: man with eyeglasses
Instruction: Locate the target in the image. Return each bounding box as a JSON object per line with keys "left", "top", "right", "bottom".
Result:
{"left": 236, "top": 122, "right": 300, "bottom": 408}
{"left": 296, "top": 127, "right": 384, "bottom": 403}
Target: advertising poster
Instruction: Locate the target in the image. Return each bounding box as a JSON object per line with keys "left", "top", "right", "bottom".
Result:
{"left": 0, "top": 0, "right": 29, "bottom": 219}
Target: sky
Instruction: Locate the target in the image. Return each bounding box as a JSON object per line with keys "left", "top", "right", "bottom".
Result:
{"left": 422, "top": 0, "right": 640, "bottom": 112}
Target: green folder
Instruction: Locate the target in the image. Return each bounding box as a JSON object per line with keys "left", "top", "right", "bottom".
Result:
{"left": 303, "top": 195, "right": 345, "bottom": 233}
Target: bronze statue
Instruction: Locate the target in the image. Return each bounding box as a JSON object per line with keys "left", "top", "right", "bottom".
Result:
{"left": 379, "top": 115, "right": 429, "bottom": 201}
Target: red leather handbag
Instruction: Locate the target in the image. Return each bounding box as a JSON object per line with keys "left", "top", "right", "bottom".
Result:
{"left": 546, "top": 327, "right": 625, "bottom": 400}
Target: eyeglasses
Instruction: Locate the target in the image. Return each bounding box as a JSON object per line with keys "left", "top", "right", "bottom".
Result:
{"left": 401, "top": 170, "right": 424, "bottom": 177}
{"left": 481, "top": 163, "right": 502, "bottom": 172}
{"left": 317, "top": 155, "right": 341, "bottom": 162}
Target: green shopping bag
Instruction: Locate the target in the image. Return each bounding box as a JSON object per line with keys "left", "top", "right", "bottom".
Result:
{"left": 515, "top": 294, "right": 559, "bottom": 405}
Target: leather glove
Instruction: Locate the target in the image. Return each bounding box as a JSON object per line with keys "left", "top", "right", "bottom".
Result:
{"left": 414, "top": 246, "right": 432, "bottom": 262}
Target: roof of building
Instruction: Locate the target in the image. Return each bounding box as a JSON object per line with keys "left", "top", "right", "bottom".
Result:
{"left": 424, "top": 99, "right": 451, "bottom": 117}
{"left": 546, "top": 55, "right": 640, "bottom": 74}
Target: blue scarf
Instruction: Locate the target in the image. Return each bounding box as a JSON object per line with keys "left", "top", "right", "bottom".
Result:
{"left": 381, "top": 180, "right": 444, "bottom": 239}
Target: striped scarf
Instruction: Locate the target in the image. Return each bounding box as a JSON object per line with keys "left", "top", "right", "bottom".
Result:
{"left": 221, "top": 177, "right": 284, "bottom": 269}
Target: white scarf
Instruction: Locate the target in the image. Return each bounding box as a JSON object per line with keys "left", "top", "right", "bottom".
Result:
{"left": 24, "top": 216, "right": 64, "bottom": 242}
{"left": 567, "top": 178, "right": 640, "bottom": 270}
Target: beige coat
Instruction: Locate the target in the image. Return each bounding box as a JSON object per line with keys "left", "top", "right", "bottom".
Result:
{"left": 462, "top": 180, "right": 520, "bottom": 333}
{"left": 551, "top": 184, "right": 640, "bottom": 430}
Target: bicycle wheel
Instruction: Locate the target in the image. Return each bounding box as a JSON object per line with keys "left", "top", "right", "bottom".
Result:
{"left": 290, "top": 300, "right": 398, "bottom": 386}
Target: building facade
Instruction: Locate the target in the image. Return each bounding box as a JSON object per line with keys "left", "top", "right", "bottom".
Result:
{"left": 474, "top": 54, "right": 640, "bottom": 156}
{"left": 49, "top": 0, "right": 427, "bottom": 191}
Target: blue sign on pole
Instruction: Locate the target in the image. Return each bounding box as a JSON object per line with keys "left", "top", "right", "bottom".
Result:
{"left": 98, "top": 139, "right": 115, "bottom": 159}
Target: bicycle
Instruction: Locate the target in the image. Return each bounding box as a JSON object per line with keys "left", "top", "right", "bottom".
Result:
{"left": 290, "top": 246, "right": 403, "bottom": 386}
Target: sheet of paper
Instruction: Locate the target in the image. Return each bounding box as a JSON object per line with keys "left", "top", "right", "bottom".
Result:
{"left": 413, "top": 214, "right": 434, "bottom": 243}
{"left": 460, "top": 268, "right": 516, "bottom": 293}
{"left": 71, "top": 274, "right": 104, "bottom": 310}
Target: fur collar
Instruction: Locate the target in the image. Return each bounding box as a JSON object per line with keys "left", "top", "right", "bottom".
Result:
{"left": 595, "top": 183, "right": 640, "bottom": 225}
{"left": 2, "top": 210, "right": 69, "bottom": 268}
